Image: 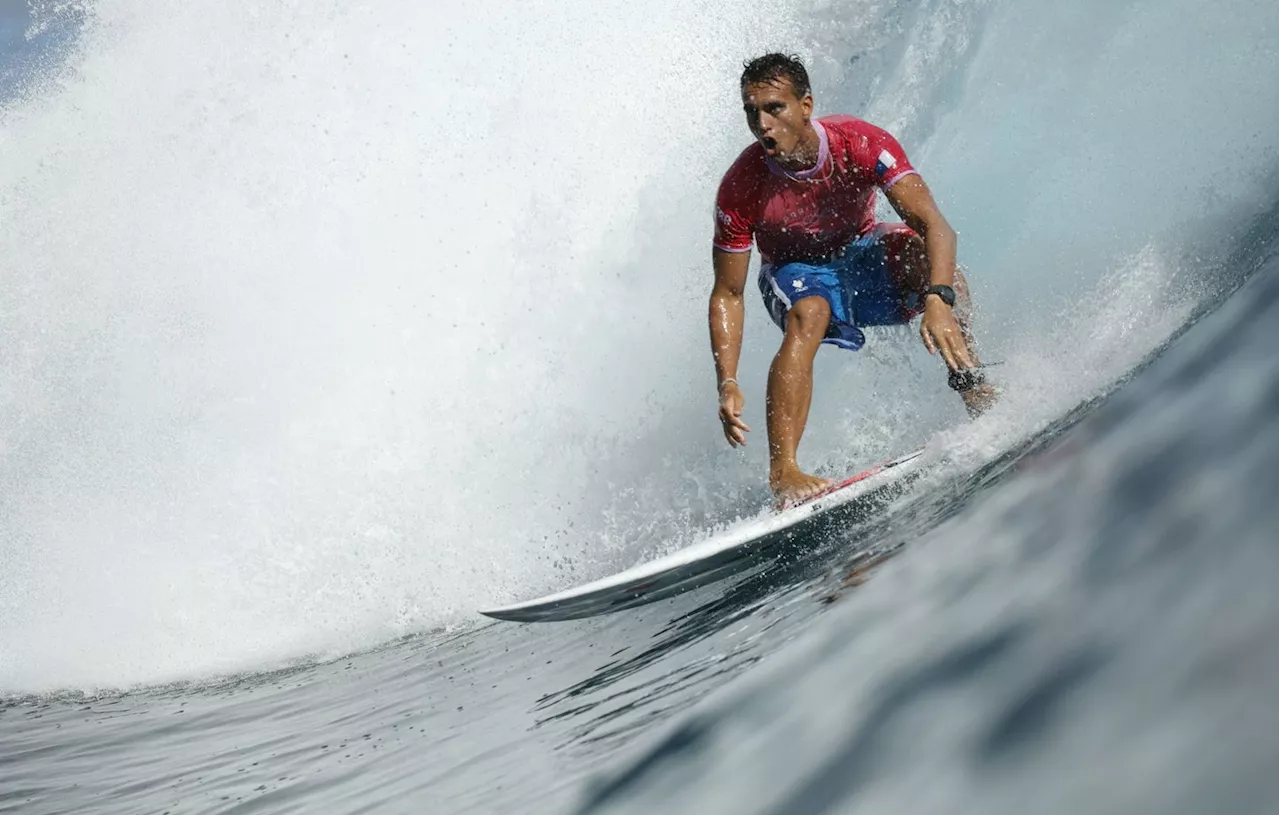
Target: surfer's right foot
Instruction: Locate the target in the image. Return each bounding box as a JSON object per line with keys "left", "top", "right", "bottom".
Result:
{"left": 770, "top": 467, "right": 831, "bottom": 508}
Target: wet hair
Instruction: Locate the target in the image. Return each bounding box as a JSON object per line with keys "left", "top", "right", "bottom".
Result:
{"left": 740, "top": 53, "right": 811, "bottom": 99}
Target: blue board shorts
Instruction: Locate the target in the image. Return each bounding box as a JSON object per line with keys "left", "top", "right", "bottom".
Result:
{"left": 758, "top": 223, "right": 925, "bottom": 351}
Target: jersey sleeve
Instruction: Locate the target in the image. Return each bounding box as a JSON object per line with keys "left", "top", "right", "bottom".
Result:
{"left": 712, "top": 170, "right": 755, "bottom": 253}
{"left": 856, "top": 122, "right": 918, "bottom": 190}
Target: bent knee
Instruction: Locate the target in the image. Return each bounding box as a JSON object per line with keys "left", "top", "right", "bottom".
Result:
{"left": 785, "top": 296, "right": 832, "bottom": 338}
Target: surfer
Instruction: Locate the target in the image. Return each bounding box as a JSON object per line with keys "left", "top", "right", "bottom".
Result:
{"left": 709, "top": 53, "right": 997, "bottom": 504}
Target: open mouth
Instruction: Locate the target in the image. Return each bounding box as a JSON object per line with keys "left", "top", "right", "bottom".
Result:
{"left": 761, "top": 136, "right": 778, "bottom": 153}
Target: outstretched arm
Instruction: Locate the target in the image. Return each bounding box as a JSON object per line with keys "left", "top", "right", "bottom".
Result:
{"left": 710, "top": 248, "right": 753, "bottom": 446}
{"left": 885, "top": 175, "right": 975, "bottom": 371}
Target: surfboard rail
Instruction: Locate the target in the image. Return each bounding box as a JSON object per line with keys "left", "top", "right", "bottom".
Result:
{"left": 480, "top": 448, "right": 926, "bottom": 623}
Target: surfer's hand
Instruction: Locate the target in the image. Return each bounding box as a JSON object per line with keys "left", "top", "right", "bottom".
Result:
{"left": 920, "top": 298, "right": 974, "bottom": 371}
{"left": 718, "top": 382, "right": 751, "bottom": 447}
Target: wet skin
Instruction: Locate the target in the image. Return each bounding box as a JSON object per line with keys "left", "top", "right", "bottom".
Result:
{"left": 710, "top": 78, "right": 994, "bottom": 505}
{"left": 741, "top": 79, "right": 821, "bottom": 171}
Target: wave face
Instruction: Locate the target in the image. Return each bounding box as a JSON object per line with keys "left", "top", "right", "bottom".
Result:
{"left": 577, "top": 253, "right": 1278, "bottom": 815}
{"left": 0, "top": 2, "right": 1276, "bottom": 813}
{"left": 0, "top": 0, "right": 1275, "bottom": 698}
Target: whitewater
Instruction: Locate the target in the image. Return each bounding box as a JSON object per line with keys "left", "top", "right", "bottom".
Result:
{"left": 0, "top": 0, "right": 1275, "bottom": 812}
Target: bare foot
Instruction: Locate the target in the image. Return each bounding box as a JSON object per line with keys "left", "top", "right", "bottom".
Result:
{"left": 961, "top": 382, "right": 999, "bottom": 418}
{"left": 771, "top": 468, "right": 832, "bottom": 509}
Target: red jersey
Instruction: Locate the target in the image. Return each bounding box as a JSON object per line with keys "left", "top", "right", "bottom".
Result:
{"left": 713, "top": 115, "right": 918, "bottom": 266}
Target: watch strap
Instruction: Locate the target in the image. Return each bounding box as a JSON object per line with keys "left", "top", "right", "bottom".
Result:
{"left": 925, "top": 284, "right": 956, "bottom": 307}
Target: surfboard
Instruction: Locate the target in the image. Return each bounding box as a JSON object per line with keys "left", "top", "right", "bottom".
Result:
{"left": 479, "top": 448, "right": 928, "bottom": 623}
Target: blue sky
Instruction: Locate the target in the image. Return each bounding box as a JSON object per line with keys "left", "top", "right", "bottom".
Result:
{"left": 1, "top": 1, "right": 36, "bottom": 88}
{"left": 0, "top": 1, "right": 81, "bottom": 106}
{"left": 0, "top": 0, "right": 29, "bottom": 55}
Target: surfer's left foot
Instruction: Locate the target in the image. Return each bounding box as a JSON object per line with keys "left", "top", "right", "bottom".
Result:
{"left": 771, "top": 467, "right": 832, "bottom": 508}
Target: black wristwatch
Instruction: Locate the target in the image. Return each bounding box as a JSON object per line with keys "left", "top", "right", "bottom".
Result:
{"left": 924, "top": 284, "right": 956, "bottom": 307}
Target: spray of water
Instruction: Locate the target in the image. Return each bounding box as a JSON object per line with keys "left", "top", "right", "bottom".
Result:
{"left": 0, "top": 0, "right": 1273, "bottom": 691}
{"left": 0, "top": 0, "right": 808, "bottom": 689}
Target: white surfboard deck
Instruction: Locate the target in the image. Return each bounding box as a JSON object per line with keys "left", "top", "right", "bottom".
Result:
{"left": 479, "top": 448, "right": 927, "bottom": 623}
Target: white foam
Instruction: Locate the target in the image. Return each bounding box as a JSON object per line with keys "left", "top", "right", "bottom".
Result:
{"left": 0, "top": 0, "right": 805, "bottom": 691}
{"left": 0, "top": 0, "right": 1273, "bottom": 692}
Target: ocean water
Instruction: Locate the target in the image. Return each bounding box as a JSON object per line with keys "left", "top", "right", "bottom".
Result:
{"left": 0, "top": 0, "right": 1275, "bottom": 812}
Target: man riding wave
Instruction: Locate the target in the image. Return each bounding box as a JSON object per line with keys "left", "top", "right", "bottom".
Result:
{"left": 709, "top": 53, "right": 997, "bottom": 505}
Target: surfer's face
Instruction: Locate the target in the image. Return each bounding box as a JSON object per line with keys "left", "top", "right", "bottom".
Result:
{"left": 741, "top": 78, "right": 813, "bottom": 164}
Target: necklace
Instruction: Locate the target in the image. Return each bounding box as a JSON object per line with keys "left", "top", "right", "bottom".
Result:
{"left": 771, "top": 126, "right": 830, "bottom": 183}
{"left": 776, "top": 151, "right": 830, "bottom": 183}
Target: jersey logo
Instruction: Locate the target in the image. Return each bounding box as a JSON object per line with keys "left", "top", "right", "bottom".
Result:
{"left": 716, "top": 207, "right": 733, "bottom": 226}
{"left": 874, "top": 149, "right": 897, "bottom": 177}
